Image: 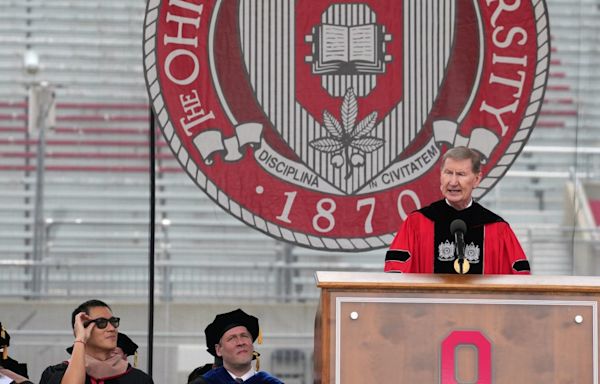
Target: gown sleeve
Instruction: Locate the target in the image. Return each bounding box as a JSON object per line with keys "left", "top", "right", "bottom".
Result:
{"left": 483, "top": 222, "right": 531, "bottom": 274}
{"left": 384, "top": 212, "right": 434, "bottom": 273}
{"left": 501, "top": 223, "right": 531, "bottom": 274}
{"left": 38, "top": 363, "right": 67, "bottom": 384}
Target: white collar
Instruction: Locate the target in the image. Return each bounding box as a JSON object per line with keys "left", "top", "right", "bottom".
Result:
{"left": 445, "top": 198, "right": 473, "bottom": 210}
{"left": 227, "top": 367, "right": 256, "bottom": 382}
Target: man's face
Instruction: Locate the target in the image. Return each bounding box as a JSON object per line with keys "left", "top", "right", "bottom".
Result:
{"left": 86, "top": 306, "right": 118, "bottom": 352}
{"left": 440, "top": 157, "right": 481, "bottom": 210}
{"left": 215, "top": 325, "right": 254, "bottom": 370}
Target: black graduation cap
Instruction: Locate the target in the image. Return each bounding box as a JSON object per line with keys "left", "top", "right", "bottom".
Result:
{"left": 187, "top": 363, "right": 213, "bottom": 383}
{"left": 0, "top": 323, "right": 29, "bottom": 379}
{"left": 204, "top": 309, "right": 259, "bottom": 357}
{"left": 0, "top": 322, "right": 10, "bottom": 348}
{"left": 116, "top": 332, "right": 138, "bottom": 357}
{"left": 117, "top": 332, "right": 139, "bottom": 368}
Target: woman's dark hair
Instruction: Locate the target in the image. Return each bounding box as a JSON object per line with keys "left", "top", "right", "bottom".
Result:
{"left": 71, "top": 299, "right": 111, "bottom": 328}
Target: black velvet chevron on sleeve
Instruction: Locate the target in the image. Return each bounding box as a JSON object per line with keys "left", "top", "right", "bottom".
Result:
{"left": 385, "top": 250, "right": 410, "bottom": 262}
{"left": 513, "top": 259, "right": 531, "bottom": 272}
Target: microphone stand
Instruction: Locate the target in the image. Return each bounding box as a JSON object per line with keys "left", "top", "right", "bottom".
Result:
{"left": 456, "top": 231, "right": 465, "bottom": 274}
{"left": 450, "top": 219, "right": 469, "bottom": 274}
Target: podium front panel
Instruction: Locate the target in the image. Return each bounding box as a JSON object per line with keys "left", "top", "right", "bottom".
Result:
{"left": 325, "top": 291, "right": 597, "bottom": 383}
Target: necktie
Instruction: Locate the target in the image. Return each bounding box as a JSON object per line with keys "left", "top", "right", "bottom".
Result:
{"left": 235, "top": 378, "right": 244, "bottom": 383}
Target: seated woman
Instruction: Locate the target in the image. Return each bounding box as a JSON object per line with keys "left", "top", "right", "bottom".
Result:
{"left": 39, "top": 299, "right": 153, "bottom": 384}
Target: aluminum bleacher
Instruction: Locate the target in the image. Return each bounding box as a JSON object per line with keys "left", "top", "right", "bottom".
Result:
{"left": 1, "top": 0, "right": 600, "bottom": 294}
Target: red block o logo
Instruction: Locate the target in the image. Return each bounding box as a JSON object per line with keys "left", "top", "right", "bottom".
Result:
{"left": 441, "top": 330, "right": 492, "bottom": 384}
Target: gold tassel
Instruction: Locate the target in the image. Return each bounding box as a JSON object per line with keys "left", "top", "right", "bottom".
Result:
{"left": 255, "top": 326, "right": 262, "bottom": 371}
{"left": 1, "top": 325, "right": 7, "bottom": 360}
{"left": 253, "top": 351, "right": 260, "bottom": 371}
{"left": 134, "top": 351, "right": 138, "bottom": 368}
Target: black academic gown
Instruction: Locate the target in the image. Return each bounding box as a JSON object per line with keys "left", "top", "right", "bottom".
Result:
{"left": 0, "top": 357, "right": 32, "bottom": 384}
{"left": 39, "top": 362, "right": 153, "bottom": 384}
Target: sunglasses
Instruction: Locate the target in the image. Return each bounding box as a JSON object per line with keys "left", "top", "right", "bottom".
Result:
{"left": 84, "top": 317, "right": 120, "bottom": 329}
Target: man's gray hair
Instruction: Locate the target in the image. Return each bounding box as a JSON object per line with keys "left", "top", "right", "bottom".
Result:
{"left": 442, "top": 146, "right": 481, "bottom": 173}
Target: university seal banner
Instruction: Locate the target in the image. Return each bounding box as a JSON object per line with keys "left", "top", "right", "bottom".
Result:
{"left": 143, "top": 0, "right": 550, "bottom": 251}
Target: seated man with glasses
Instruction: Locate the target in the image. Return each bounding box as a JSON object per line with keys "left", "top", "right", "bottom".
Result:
{"left": 39, "top": 299, "right": 153, "bottom": 384}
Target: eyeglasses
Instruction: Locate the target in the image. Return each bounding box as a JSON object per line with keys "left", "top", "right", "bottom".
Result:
{"left": 84, "top": 317, "right": 120, "bottom": 329}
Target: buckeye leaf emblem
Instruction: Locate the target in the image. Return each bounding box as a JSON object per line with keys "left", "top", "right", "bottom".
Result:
{"left": 309, "top": 87, "right": 384, "bottom": 179}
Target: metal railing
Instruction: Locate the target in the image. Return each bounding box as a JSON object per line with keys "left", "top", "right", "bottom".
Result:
{"left": 2, "top": 227, "right": 600, "bottom": 302}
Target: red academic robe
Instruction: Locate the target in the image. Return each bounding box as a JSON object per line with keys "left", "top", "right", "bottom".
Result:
{"left": 385, "top": 200, "right": 530, "bottom": 274}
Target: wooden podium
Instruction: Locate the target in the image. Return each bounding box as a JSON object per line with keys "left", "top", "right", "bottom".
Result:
{"left": 314, "top": 272, "right": 600, "bottom": 383}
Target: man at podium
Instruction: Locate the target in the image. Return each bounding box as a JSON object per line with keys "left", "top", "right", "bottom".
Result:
{"left": 385, "top": 146, "right": 530, "bottom": 275}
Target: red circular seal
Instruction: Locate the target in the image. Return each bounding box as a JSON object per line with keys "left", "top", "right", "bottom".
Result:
{"left": 143, "top": 0, "right": 550, "bottom": 250}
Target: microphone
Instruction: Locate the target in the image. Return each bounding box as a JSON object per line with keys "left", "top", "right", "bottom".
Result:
{"left": 450, "top": 219, "right": 468, "bottom": 274}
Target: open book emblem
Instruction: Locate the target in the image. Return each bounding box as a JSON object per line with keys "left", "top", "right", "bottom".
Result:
{"left": 306, "top": 23, "right": 392, "bottom": 77}
{"left": 239, "top": 1, "right": 456, "bottom": 194}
